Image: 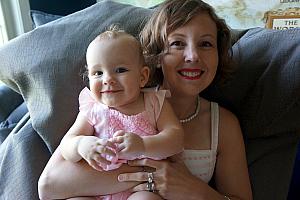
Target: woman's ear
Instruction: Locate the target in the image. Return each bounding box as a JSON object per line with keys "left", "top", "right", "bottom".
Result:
{"left": 140, "top": 66, "right": 150, "bottom": 87}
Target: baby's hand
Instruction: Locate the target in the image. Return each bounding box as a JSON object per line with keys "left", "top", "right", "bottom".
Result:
{"left": 110, "top": 130, "right": 145, "bottom": 160}
{"left": 77, "top": 136, "right": 116, "bottom": 171}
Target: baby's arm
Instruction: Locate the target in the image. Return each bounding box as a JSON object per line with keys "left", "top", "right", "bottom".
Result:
{"left": 112, "top": 99, "right": 184, "bottom": 160}
{"left": 60, "top": 114, "right": 115, "bottom": 171}
{"left": 142, "top": 99, "right": 184, "bottom": 158}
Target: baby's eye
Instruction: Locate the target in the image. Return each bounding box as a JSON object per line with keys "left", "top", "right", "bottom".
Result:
{"left": 94, "top": 71, "right": 103, "bottom": 76}
{"left": 115, "top": 67, "right": 128, "bottom": 73}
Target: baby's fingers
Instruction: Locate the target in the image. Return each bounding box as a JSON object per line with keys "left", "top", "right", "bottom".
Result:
{"left": 95, "top": 144, "right": 115, "bottom": 157}
{"left": 88, "top": 159, "right": 104, "bottom": 171}
{"left": 93, "top": 153, "right": 111, "bottom": 165}
{"left": 96, "top": 138, "right": 115, "bottom": 149}
{"left": 112, "top": 130, "right": 125, "bottom": 138}
{"left": 109, "top": 136, "right": 124, "bottom": 144}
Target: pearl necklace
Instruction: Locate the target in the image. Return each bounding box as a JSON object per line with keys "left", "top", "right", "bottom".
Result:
{"left": 179, "top": 96, "right": 200, "bottom": 123}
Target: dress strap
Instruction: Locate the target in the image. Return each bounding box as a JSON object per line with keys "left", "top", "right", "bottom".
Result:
{"left": 210, "top": 102, "right": 219, "bottom": 150}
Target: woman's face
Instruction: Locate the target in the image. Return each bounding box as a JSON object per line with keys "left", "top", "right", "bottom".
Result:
{"left": 161, "top": 13, "right": 218, "bottom": 97}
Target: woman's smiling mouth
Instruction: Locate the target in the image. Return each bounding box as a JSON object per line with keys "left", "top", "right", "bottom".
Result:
{"left": 178, "top": 68, "right": 205, "bottom": 80}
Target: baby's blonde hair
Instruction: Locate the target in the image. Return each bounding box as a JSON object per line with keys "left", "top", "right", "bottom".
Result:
{"left": 92, "top": 24, "right": 146, "bottom": 66}
{"left": 96, "top": 24, "right": 126, "bottom": 40}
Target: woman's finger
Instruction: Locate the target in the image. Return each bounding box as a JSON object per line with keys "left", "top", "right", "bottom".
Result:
{"left": 118, "top": 171, "right": 148, "bottom": 182}
{"left": 128, "top": 158, "right": 162, "bottom": 169}
{"left": 131, "top": 182, "right": 149, "bottom": 192}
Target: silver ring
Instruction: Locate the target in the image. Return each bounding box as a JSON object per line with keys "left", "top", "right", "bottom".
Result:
{"left": 146, "top": 181, "right": 155, "bottom": 192}
{"left": 148, "top": 172, "right": 154, "bottom": 183}
{"left": 147, "top": 172, "right": 155, "bottom": 192}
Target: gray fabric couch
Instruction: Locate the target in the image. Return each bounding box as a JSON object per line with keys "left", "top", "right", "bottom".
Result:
{"left": 0, "top": 1, "right": 299, "bottom": 199}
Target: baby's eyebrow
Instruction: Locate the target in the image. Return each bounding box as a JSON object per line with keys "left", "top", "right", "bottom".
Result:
{"left": 88, "top": 64, "right": 102, "bottom": 69}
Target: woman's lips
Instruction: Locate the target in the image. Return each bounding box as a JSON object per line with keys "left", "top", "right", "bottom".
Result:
{"left": 178, "top": 68, "right": 204, "bottom": 80}
{"left": 100, "top": 90, "right": 121, "bottom": 93}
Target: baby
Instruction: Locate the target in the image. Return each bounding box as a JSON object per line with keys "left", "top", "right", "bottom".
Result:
{"left": 59, "top": 26, "right": 184, "bottom": 200}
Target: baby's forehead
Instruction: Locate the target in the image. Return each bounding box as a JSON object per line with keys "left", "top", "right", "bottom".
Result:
{"left": 93, "top": 34, "right": 141, "bottom": 53}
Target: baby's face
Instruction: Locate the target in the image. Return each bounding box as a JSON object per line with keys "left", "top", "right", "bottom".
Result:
{"left": 86, "top": 36, "right": 149, "bottom": 108}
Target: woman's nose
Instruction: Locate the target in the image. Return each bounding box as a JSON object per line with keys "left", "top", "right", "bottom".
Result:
{"left": 184, "top": 45, "right": 199, "bottom": 63}
{"left": 103, "top": 74, "right": 115, "bottom": 85}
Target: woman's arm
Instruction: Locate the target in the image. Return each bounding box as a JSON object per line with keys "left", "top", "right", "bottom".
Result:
{"left": 38, "top": 146, "right": 142, "bottom": 200}
{"left": 213, "top": 107, "right": 252, "bottom": 200}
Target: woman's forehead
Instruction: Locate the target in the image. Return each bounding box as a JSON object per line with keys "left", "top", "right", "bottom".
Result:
{"left": 168, "top": 13, "right": 217, "bottom": 36}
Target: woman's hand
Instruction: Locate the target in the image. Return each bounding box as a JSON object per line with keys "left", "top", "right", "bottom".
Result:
{"left": 117, "top": 156, "right": 205, "bottom": 200}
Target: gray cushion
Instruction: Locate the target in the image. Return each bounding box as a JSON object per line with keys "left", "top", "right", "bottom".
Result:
{"left": 215, "top": 28, "right": 300, "bottom": 138}
{"left": 0, "top": 84, "right": 24, "bottom": 121}
{"left": 0, "top": 114, "right": 50, "bottom": 199}
{"left": 30, "top": 10, "right": 63, "bottom": 28}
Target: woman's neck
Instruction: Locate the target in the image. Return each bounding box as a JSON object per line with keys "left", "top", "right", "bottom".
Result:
{"left": 169, "top": 95, "right": 199, "bottom": 120}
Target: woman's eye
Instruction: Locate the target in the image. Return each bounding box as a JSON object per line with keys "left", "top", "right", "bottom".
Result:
{"left": 115, "top": 67, "right": 128, "bottom": 73}
{"left": 170, "top": 41, "right": 184, "bottom": 47}
{"left": 200, "top": 41, "right": 213, "bottom": 48}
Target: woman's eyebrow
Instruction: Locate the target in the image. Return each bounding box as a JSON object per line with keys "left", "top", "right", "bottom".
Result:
{"left": 200, "top": 33, "right": 216, "bottom": 37}
{"left": 169, "top": 33, "right": 216, "bottom": 38}
{"left": 168, "top": 33, "right": 185, "bottom": 38}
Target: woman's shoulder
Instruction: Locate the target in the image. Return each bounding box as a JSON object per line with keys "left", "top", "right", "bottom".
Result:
{"left": 218, "top": 105, "right": 239, "bottom": 124}
{"left": 200, "top": 99, "right": 240, "bottom": 133}
{"left": 217, "top": 104, "right": 244, "bottom": 152}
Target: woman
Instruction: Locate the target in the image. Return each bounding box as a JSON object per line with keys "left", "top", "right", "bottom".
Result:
{"left": 38, "top": 0, "right": 252, "bottom": 199}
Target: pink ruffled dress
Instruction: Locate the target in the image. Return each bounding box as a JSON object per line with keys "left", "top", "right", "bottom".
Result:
{"left": 78, "top": 87, "right": 168, "bottom": 200}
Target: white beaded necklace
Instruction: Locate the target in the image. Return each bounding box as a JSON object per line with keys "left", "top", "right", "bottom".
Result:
{"left": 179, "top": 96, "right": 200, "bottom": 123}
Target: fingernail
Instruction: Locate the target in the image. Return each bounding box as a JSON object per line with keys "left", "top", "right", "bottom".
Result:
{"left": 127, "top": 160, "right": 133, "bottom": 165}
{"left": 118, "top": 175, "right": 124, "bottom": 182}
